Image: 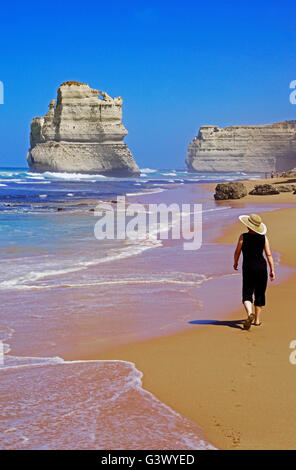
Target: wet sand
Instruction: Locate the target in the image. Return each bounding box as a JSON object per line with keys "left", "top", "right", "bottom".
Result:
{"left": 92, "top": 180, "right": 296, "bottom": 450}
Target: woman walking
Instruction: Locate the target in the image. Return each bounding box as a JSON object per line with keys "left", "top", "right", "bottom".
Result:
{"left": 233, "top": 214, "right": 275, "bottom": 330}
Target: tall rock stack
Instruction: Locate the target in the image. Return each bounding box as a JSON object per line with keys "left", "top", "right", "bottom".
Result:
{"left": 186, "top": 121, "right": 296, "bottom": 173}
{"left": 27, "top": 81, "right": 140, "bottom": 176}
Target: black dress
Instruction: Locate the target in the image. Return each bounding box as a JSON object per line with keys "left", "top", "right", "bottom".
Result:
{"left": 241, "top": 232, "right": 268, "bottom": 306}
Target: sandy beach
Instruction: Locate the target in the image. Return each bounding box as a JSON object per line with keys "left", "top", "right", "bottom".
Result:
{"left": 93, "top": 177, "right": 296, "bottom": 450}
{"left": 1, "top": 173, "right": 295, "bottom": 450}
{"left": 2, "top": 0, "right": 296, "bottom": 455}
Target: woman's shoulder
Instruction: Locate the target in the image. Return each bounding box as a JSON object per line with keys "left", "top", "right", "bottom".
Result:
{"left": 239, "top": 233, "right": 247, "bottom": 243}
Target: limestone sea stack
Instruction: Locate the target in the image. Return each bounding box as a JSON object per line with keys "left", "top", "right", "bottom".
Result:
{"left": 27, "top": 81, "right": 140, "bottom": 176}
{"left": 186, "top": 121, "right": 296, "bottom": 173}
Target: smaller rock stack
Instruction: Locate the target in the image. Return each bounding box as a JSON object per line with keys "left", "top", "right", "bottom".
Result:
{"left": 186, "top": 121, "right": 296, "bottom": 173}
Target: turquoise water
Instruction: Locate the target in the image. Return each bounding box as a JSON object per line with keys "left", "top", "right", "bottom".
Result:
{"left": 0, "top": 167, "right": 260, "bottom": 209}
{"left": 1, "top": 167, "right": 274, "bottom": 450}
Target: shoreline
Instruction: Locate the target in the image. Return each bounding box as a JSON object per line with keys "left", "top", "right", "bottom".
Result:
{"left": 86, "top": 180, "right": 296, "bottom": 449}
{"left": 2, "top": 175, "right": 295, "bottom": 449}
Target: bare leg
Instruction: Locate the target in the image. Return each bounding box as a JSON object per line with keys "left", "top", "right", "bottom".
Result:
{"left": 243, "top": 300, "right": 253, "bottom": 316}
{"left": 255, "top": 306, "right": 262, "bottom": 325}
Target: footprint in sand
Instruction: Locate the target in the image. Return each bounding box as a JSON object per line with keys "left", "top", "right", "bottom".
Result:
{"left": 246, "top": 361, "right": 255, "bottom": 367}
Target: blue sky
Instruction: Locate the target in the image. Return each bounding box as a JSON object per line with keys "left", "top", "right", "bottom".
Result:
{"left": 0, "top": 0, "right": 295, "bottom": 169}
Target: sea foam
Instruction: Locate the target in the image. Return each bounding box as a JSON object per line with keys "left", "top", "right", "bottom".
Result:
{"left": 0, "top": 357, "right": 216, "bottom": 450}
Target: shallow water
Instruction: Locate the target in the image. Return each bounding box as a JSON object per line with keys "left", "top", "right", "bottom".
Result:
{"left": 0, "top": 358, "right": 216, "bottom": 450}
{"left": 1, "top": 168, "right": 291, "bottom": 450}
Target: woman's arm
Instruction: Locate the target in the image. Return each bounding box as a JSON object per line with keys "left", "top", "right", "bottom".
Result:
{"left": 233, "top": 234, "right": 243, "bottom": 270}
{"left": 264, "top": 236, "right": 275, "bottom": 281}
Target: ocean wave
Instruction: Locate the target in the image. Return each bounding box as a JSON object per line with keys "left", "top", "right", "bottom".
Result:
{"left": 42, "top": 171, "right": 107, "bottom": 180}
{"left": 0, "top": 327, "right": 15, "bottom": 355}
{"left": 26, "top": 175, "right": 46, "bottom": 180}
{"left": 0, "top": 357, "right": 215, "bottom": 449}
{"left": 0, "top": 179, "right": 22, "bottom": 183}
{"left": 15, "top": 181, "right": 52, "bottom": 184}
{"left": 0, "top": 171, "right": 21, "bottom": 177}
{"left": 0, "top": 266, "right": 86, "bottom": 289}
{"left": 0, "top": 239, "right": 162, "bottom": 290}
{"left": 0, "top": 355, "right": 64, "bottom": 370}
{"left": 140, "top": 168, "right": 157, "bottom": 174}
{"left": 42, "top": 272, "right": 209, "bottom": 290}
{"left": 0, "top": 204, "right": 231, "bottom": 291}
{"left": 126, "top": 188, "right": 165, "bottom": 196}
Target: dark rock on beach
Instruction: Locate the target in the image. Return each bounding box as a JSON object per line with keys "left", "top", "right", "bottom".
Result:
{"left": 249, "top": 184, "right": 280, "bottom": 195}
{"left": 214, "top": 182, "right": 247, "bottom": 200}
{"left": 281, "top": 167, "right": 296, "bottom": 178}
{"left": 275, "top": 184, "right": 296, "bottom": 192}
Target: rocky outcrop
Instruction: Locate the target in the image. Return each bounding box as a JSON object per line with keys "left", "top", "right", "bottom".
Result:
{"left": 249, "top": 184, "right": 280, "bottom": 195}
{"left": 275, "top": 184, "right": 296, "bottom": 192}
{"left": 282, "top": 167, "right": 296, "bottom": 178}
{"left": 214, "top": 182, "right": 247, "bottom": 200}
{"left": 186, "top": 121, "right": 296, "bottom": 173}
{"left": 27, "top": 81, "right": 140, "bottom": 176}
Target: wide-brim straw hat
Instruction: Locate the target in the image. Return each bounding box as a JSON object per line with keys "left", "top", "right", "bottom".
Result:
{"left": 239, "top": 213, "right": 267, "bottom": 235}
